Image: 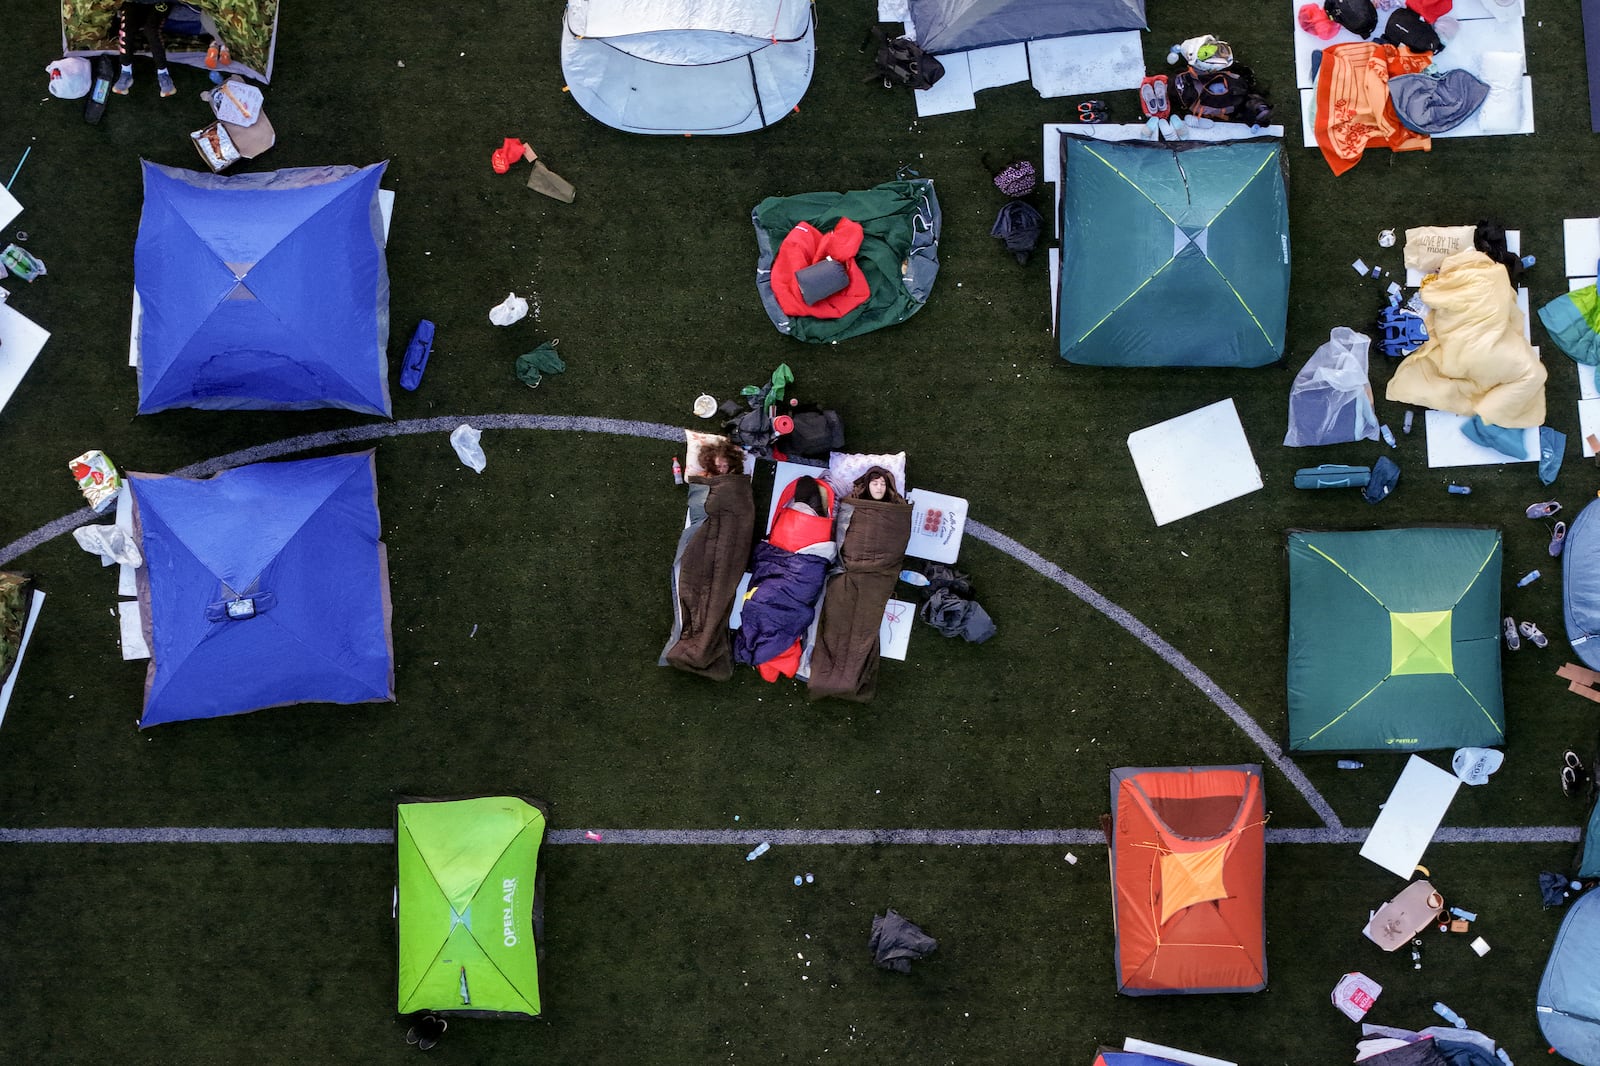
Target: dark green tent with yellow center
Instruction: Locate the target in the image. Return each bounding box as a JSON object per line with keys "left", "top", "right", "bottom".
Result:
{"left": 1287, "top": 528, "right": 1504, "bottom": 753}
{"left": 396, "top": 796, "right": 547, "bottom": 1020}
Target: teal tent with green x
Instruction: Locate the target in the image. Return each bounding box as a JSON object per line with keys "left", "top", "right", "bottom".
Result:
{"left": 397, "top": 796, "right": 547, "bottom": 1019}
{"left": 1057, "top": 134, "right": 1289, "bottom": 367}
{"left": 1287, "top": 527, "right": 1504, "bottom": 753}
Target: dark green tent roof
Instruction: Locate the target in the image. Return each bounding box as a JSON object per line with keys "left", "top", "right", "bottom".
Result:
{"left": 1287, "top": 528, "right": 1504, "bottom": 753}
{"left": 1057, "top": 135, "right": 1289, "bottom": 368}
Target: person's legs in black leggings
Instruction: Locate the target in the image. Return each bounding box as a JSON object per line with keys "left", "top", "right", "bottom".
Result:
{"left": 115, "top": 3, "right": 173, "bottom": 95}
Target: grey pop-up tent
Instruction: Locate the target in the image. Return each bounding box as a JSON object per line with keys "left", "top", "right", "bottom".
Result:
{"left": 907, "top": 0, "right": 1145, "bottom": 54}
{"left": 561, "top": 0, "right": 815, "bottom": 135}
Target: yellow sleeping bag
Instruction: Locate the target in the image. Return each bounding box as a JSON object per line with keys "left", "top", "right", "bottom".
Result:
{"left": 1386, "top": 249, "right": 1546, "bottom": 428}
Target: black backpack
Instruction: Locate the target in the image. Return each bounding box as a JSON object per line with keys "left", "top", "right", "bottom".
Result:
{"left": 865, "top": 27, "right": 946, "bottom": 90}
{"left": 1173, "top": 67, "right": 1253, "bottom": 121}
{"left": 1378, "top": 8, "right": 1445, "bottom": 53}
{"left": 1325, "top": 0, "right": 1378, "bottom": 37}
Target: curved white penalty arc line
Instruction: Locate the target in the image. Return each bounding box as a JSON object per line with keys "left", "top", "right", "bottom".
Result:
{"left": 969, "top": 522, "right": 1341, "bottom": 831}
{"left": 1, "top": 413, "right": 1339, "bottom": 827}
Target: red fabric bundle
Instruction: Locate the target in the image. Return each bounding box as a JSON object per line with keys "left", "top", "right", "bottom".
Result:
{"left": 772, "top": 219, "right": 871, "bottom": 318}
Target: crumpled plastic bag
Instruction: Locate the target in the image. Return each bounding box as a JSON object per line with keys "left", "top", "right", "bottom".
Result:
{"left": 1286, "top": 327, "right": 1379, "bottom": 446}
{"left": 1452, "top": 746, "right": 1505, "bottom": 785}
{"left": 72, "top": 524, "right": 143, "bottom": 568}
{"left": 450, "top": 423, "right": 486, "bottom": 473}
{"left": 489, "top": 292, "right": 528, "bottom": 326}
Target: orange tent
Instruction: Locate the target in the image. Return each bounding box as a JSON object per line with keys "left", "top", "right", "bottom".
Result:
{"left": 1109, "top": 764, "right": 1267, "bottom": 995}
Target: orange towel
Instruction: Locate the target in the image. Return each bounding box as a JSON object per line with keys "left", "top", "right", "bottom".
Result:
{"left": 1314, "top": 42, "right": 1434, "bottom": 176}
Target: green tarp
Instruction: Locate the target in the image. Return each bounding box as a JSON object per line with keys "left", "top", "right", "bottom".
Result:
{"left": 1287, "top": 528, "right": 1504, "bottom": 753}
{"left": 752, "top": 178, "right": 941, "bottom": 344}
{"left": 1057, "top": 135, "right": 1289, "bottom": 367}
{"left": 397, "top": 796, "right": 546, "bottom": 1019}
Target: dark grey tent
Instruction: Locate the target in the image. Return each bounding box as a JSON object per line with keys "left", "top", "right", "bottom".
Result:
{"left": 907, "top": 0, "right": 1146, "bottom": 54}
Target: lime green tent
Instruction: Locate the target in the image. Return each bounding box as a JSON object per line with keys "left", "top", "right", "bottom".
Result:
{"left": 1287, "top": 528, "right": 1504, "bottom": 753}
{"left": 397, "top": 796, "right": 547, "bottom": 1019}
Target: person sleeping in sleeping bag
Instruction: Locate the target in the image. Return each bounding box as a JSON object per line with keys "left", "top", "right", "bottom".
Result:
{"left": 734, "top": 475, "right": 837, "bottom": 682}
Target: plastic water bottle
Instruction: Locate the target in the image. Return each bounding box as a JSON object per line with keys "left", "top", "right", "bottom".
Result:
{"left": 1449, "top": 906, "right": 1477, "bottom": 922}
{"left": 1411, "top": 939, "right": 1423, "bottom": 969}
{"left": 1337, "top": 759, "right": 1364, "bottom": 769}
{"left": 1434, "top": 1002, "right": 1467, "bottom": 1028}
{"left": 1447, "top": 484, "right": 1471, "bottom": 495}
{"left": 1380, "top": 425, "right": 1397, "bottom": 448}
{"left": 671, "top": 457, "right": 684, "bottom": 485}
{"left": 1518, "top": 570, "right": 1542, "bottom": 588}
{"left": 745, "top": 841, "right": 770, "bottom": 861}
{"left": 1521, "top": 255, "right": 1536, "bottom": 269}
{"left": 1403, "top": 410, "right": 1414, "bottom": 434}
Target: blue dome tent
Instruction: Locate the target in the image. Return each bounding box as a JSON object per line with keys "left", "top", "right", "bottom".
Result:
{"left": 134, "top": 161, "right": 392, "bottom": 415}
{"left": 128, "top": 451, "right": 395, "bottom": 728}
{"left": 1538, "top": 888, "right": 1600, "bottom": 1065}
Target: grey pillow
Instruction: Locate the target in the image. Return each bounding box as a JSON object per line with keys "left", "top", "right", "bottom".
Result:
{"left": 1390, "top": 69, "right": 1491, "bottom": 134}
{"left": 795, "top": 257, "right": 849, "bottom": 305}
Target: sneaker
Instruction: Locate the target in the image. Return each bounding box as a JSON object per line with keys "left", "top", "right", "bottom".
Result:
{"left": 1503, "top": 616, "right": 1521, "bottom": 650}
{"left": 1563, "top": 750, "right": 1588, "bottom": 797}
{"left": 1168, "top": 114, "right": 1189, "bottom": 140}
{"left": 1139, "top": 75, "right": 1170, "bottom": 119}
{"left": 1140, "top": 116, "right": 1160, "bottom": 141}
{"left": 219, "top": 42, "right": 231, "bottom": 66}
{"left": 205, "top": 41, "right": 220, "bottom": 68}
{"left": 1527, "top": 501, "right": 1562, "bottom": 519}
{"left": 1551, "top": 521, "right": 1568, "bottom": 557}
{"left": 405, "top": 1027, "right": 421, "bottom": 1045}
{"left": 157, "top": 69, "right": 176, "bottom": 98}
{"left": 1519, "top": 620, "right": 1549, "bottom": 648}
{"left": 112, "top": 68, "right": 133, "bottom": 95}
{"left": 1157, "top": 117, "right": 1175, "bottom": 140}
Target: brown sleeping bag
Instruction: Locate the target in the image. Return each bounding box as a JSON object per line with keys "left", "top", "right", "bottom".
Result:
{"left": 661, "top": 473, "right": 756, "bottom": 680}
{"left": 807, "top": 495, "right": 912, "bottom": 702}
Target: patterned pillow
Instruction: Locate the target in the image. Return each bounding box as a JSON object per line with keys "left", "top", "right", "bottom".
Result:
{"left": 827, "top": 451, "right": 907, "bottom": 498}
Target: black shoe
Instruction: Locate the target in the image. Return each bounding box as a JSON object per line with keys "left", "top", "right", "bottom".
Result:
{"left": 1564, "top": 751, "right": 1588, "bottom": 797}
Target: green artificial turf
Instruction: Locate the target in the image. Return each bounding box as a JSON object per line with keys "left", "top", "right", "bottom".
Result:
{"left": 2, "top": 0, "right": 1600, "bottom": 1062}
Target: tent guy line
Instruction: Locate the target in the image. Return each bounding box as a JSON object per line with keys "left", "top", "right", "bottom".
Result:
{"left": 0, "top": 826, "right": 1578, "bottom": 846}
{"left": 2, "top": 412, "right": 1334, "bottom": 823}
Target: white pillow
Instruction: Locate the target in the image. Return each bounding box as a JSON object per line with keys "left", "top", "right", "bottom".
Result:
{"left": 827, "top": 451, "right": 908, "bottom": 498}
{"left": 684, "top": 430, "right": 752, "bottom": 477}
{"left": 1475, "top": 51, "right": 1524, "bottom": 134}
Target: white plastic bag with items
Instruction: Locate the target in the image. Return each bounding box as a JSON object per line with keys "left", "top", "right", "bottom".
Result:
{"left": 47, "top": 58, "right": 91, "bottom": 99}
{"left": 1285, "top": 327, "right": 1380, "bottom": 447}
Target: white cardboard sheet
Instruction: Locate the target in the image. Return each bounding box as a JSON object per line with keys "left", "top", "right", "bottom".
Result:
{"left": 1564, "top": 217, "right": 1600, "bottom": 279}
{"left": 0, "top": 301, "right": 49, "bottom": 414}
{"left": 118, "top": 600, "right": 150, "bottom": 660}
{"left": 1424, "top": 409, "right": 1538, "bottom": 467}
{"left": 1123, "top": 1039, "right": 1238, "bottom": 1066}
{"left": 0, "top": 183, "right": 21, "bottom": 231}
{"left": 1027, "top": 31, "right": 1145, "bottom": 99}
{"left": 0, "top": 590, "right": 43, "bottom": 727}
{"left": 1359, "top": 755, "right": 1462, "bottom": 878}
{"left": 1127, "top": 399, "right": 1263, "bottom": 526}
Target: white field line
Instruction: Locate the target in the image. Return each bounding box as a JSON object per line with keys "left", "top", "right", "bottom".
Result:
{"left": 0, "top": 826, "right": 1579, "bottom": 846}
